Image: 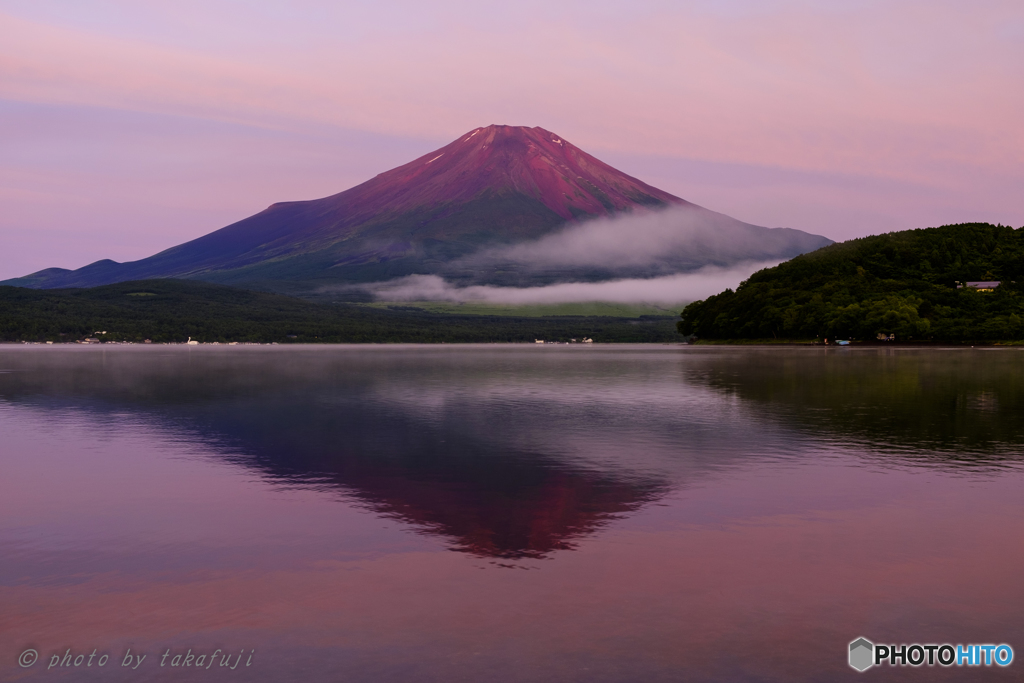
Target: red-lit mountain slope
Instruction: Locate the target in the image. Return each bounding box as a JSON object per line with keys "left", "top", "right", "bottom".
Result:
{"left": 5, "top": 125, "right": 829, "bottom": 293}
{"left": 336, "top": 124, "right": 687, "bottom": 220}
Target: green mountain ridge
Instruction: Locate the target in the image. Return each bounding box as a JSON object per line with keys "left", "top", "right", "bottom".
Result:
{"left": 678, "top": 222, "right": 1024, "bottom": 342}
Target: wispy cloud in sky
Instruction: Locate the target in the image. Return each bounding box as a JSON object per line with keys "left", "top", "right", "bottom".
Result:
{"left": 3, "top": 1, "right": 1019, "bottom": 170}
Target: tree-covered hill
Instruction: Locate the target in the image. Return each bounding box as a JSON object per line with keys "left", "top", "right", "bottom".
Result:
{"left": 678, "top": 222, "right": 1024, "bottom": 342}
{"left": 0, "top": 279, "right": 677, "bottom": 343}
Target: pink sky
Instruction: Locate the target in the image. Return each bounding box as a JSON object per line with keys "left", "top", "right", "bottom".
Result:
{"left": 1, "top": 0, "right": 1023, "bottom": 280}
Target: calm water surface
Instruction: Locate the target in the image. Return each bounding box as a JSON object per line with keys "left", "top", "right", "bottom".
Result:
{"left": 2, "top": 345, "right": 1023, "bottom": 682}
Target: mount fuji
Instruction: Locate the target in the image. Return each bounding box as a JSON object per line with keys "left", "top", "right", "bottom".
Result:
{"left": 4, "top": 125, "right": 831, "bottom": 295}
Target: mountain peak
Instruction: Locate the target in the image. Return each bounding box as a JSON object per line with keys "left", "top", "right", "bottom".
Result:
{"left": 331, "top": 125, "right": 687, "bottom": 223}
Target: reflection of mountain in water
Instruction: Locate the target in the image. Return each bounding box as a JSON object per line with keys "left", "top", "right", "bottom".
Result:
{"left": 0, "top": 348, "right": 673, "bottom": 560}
{"left": 203, "top": 401, "right": 669, "bottom": 559}
{"left": 682, "top": 348, "right": 1024, "bottom": 467}
{"left": 7, "top": 346, "right": 1019, "bottom": 560}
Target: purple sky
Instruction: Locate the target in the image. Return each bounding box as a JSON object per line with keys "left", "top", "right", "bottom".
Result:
{"left": 2, "top": 0, "right": 1022, "bottom": 280}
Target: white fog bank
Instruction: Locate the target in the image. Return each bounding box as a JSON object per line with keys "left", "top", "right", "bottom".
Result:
{"left": 457, "top": 204, "right": 829, "bottom": 274}
{"left": 367, "top": 261, "right": 779, "bottom": 305}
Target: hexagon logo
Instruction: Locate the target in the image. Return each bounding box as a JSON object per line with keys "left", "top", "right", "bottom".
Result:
{"left": 849, "top": 637, "right": 874, "bottom": 672}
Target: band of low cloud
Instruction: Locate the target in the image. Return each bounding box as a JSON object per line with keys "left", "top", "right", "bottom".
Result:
{"left": 366, "top": 263, "right": 779, "bottom": 305}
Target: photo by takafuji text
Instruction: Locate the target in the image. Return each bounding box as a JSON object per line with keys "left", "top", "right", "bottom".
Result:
{"left": 17, "top": 647, "right": 254, "bottom": 671}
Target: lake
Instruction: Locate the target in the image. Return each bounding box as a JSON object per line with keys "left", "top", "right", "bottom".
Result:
{"left": 2, "top": 345, "right": 1023, "bottom": 682}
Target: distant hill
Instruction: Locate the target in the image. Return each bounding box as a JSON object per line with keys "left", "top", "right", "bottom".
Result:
{"left": 3, "top": 125, "right": 830, "bottom": 295}
{"left": 0, "top": 279, "right": 679, "bottom": 343}
{"left": 678, "top": 222, "right": 1024, "bottom": 342}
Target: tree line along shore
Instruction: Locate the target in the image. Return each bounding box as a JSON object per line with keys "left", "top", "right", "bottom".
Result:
{"left": 5, "top": 223, "right": 1023, "bottom": 346}
{"left": 0, "top": 279, "right": 677, "bottom": 344}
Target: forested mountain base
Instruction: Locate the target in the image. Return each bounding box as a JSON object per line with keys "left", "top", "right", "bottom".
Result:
{"left": 0, "top": 280, "right": 677, "bottom": 343}
{"left": 679, "top": 223, "right": 1024, "bottom": 342}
